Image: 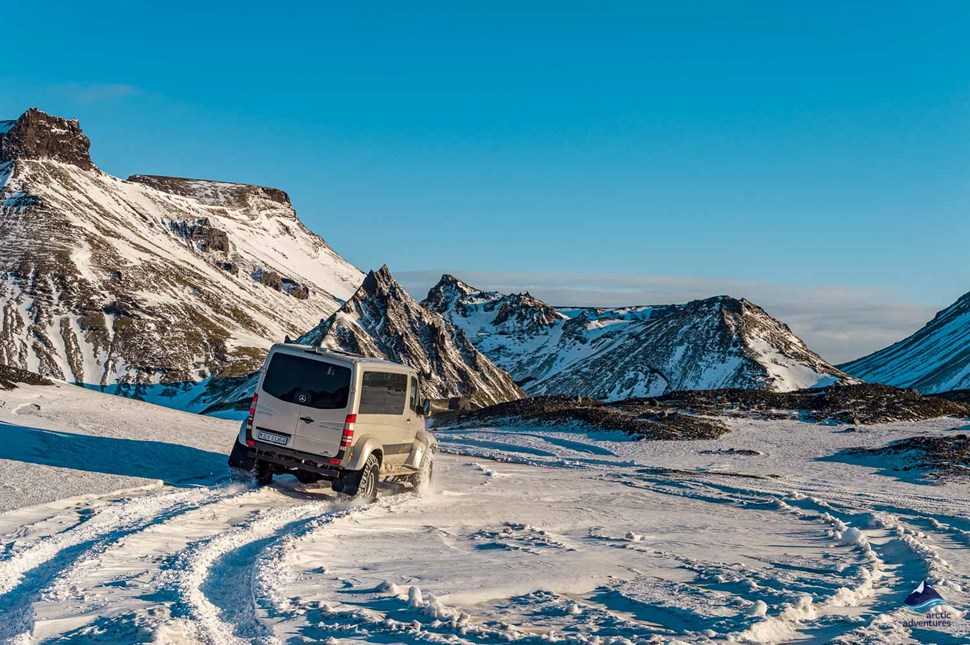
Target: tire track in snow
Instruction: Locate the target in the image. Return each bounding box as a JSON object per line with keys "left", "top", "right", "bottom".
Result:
{"left": 640, "top": 474, "right": 964, "bottom": 643}
{"left": 159, "top": 497, "right": 345, "bottom": 645}
{"left": 600, "top": 471, "right": 893, "bottom": 641}
{"left": 252, "top": 493, "right": 410, "bottom": 620}
{"left": 0, "top": 483, "right": 247, "bottom": 643}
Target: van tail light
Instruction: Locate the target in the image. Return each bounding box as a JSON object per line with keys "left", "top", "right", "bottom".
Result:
{"left": 340, "top": 413, "right": 356, "bottom": 448}
{"left": 245, "top": 394, "right": 258, "bottom": 434}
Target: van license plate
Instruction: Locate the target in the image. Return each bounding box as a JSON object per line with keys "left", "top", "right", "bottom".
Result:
{"left": 256, "top": 430, "right": 289, "bottom": 446}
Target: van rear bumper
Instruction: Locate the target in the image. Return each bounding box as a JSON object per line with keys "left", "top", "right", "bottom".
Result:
{"left": 244, "top": 443, "right": 345, "bottom": 478}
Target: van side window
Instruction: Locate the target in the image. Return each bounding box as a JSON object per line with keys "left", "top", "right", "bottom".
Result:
{"left": 409, "top": 376, "right": 419, "bottom": 411}
{"left": 359, "top": 371, "right": 408, "bottom": 415}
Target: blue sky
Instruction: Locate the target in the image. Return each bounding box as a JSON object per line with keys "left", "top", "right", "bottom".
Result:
{"left": 3, "top": 1, "right": 969, "bottom": 361}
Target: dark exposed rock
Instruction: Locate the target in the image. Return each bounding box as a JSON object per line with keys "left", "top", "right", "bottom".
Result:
{"left": 932, "top": 389, "right": 970, "bottom": 405}
{"left": 650, "top": 383, "right": 970, "bottom": 425}
{"left": 281, "top": 277, "right": 310, "bottom": 299}
{"left": 250, "top": 269, "right": 311, "bottom": 299}
{"left": 255, "top": 269, "right": 284, "bottom": 291}
{"left": 0, "top": 108, "right": 94, "bottom": 170}
{"left": 841, "top": 434, "right": 970, "bottom": 480}
{"left": 0, "top": 364, "right": 53, "bottom": 390}
{"left": 439, "top": 395, "right": 729, "bottom": 440}
{"left": 102, "top": 297, "right": 142, "bottom": 319}
{"left": 491, "top": 292, "right": 564, "bottom": 329}
{"left": 170, "top": 218, "right": 230, "bottom": 253}
{"left": 440, "top": 384, "right": 969, "bottom": 440}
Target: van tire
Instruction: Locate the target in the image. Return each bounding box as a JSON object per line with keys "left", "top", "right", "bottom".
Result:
{"left": 340, "top": 454, "right": 379, "bottom": 502}
{"left": 410, "top": 452, "right": 434, "bottom": 496}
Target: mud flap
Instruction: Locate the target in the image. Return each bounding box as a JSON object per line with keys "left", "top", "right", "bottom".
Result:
{"left": 227, "top": 440, "right": 256, "bottom": 471}
{"left": 332, "top": 468, "right": 363, "bottom": 495}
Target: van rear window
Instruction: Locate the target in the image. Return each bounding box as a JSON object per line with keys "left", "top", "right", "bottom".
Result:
{"left": 262, "top": 353, "right": 351, "bottom": 410}
{"left": 359, "top": 371, "right": 408, "bottom": 415}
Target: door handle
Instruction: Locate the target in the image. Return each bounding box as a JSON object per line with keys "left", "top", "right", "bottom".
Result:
{"left": 299, "top": 416, "right": 314, "bottom": 423}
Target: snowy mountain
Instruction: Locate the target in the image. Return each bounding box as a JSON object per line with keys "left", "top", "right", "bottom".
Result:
{"left": 421, "top": 274, "right": 664, "bottom": 388}
{"left": 840, "top": 289, "right": 970, "bottom": 393}
{"left": 0, "top": 108, "right": 363, "bottom": 409}
{"left": 299, "top": 267, "right": 523, "bottom": 407}
{"left": 423, "top": 275, "right": 848, "bottom": 399}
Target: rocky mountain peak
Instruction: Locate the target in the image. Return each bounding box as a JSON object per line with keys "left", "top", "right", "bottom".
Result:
{"left": 422, "top": 273, "right": 481, "bottom": 313}
{"left": 300, "top": 266, "right": 523, "bottom": 406}
{"left": 359, "top": 265, "right": 398, "bottom": 296}
{"left": 492, "top": 292, "right": 568, "bottom": 328}
{"left": 0, "top": 111, "right": 364, "bottom": 412}
{"left": 0, "top": 108, "right": 94, "bottom": 170}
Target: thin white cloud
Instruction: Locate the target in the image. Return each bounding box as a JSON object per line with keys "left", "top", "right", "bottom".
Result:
{"left": 395, "top": 270, "right": 940, "bottom": 365}
{"left": 56, "top": 83, "right": 142, "bottom": 104}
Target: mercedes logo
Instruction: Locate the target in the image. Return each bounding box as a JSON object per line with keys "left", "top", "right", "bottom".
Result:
{"left": 298, "top": 394, "right": 307, "bottom": 403}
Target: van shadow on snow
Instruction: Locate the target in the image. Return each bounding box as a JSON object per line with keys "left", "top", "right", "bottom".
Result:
{"left": 0, "top": 420, "right": 228, "bottom": 486}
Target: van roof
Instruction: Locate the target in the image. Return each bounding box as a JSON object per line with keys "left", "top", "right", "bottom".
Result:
{"left": 270, "top": 343, "right": 417, "bottom": 373}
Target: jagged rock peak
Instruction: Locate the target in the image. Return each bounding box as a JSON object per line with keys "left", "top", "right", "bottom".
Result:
{"left": 492, "top": 291, "right": 568, "bottom": 327}
{"left": 127, "top": 174, "right": 291, "bottom": 207}
{"left": 359, "top": 265, "right": 397, "bottom": 294}
{"left": 423, "top": 273, "right": 497, "bottom": 313}
{"left": 300, "top": 265, "right": 524, "bottom": 406}
{"left": 0, "top": 108, "right": 94, "bottom": 170}
{"left": 434, "top": 273, "right": 476, "bottom": 294}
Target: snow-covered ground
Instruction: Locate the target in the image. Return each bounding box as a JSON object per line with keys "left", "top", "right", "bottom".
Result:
{"left": 0, "top": 383, "right": 967, "bottom": 643}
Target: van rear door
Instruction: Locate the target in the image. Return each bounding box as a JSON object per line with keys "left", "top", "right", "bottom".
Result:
{"left": 258, "top": 352, "right": 352, "bottom": 457}
{"left": 287, "top": 357, "right": 353, "bottom": 460}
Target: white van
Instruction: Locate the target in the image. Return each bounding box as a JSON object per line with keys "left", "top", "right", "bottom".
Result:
{"left": 228, "top": 344, "right": 436, "bottom": 500}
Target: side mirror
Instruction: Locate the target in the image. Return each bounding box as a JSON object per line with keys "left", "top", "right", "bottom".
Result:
{"left": 421, "top": 399, "right": 431, "bottom": 416}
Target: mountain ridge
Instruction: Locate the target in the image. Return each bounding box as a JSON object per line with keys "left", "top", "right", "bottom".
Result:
{"left": 0, "top": 108, "right": 363, "bottom": 410}
{"left": 840, "top": 289, "right": 970, "bottom": 393}
{"left": 424, "top": 275, "right": 850, "bottom": 400}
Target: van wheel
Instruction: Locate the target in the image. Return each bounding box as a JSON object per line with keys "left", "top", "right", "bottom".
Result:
{"left": 411, "top": 452, "right": 434, "bottom": 496}
{"left": 341, "top": 454, "right": 379, "bottom": 502}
